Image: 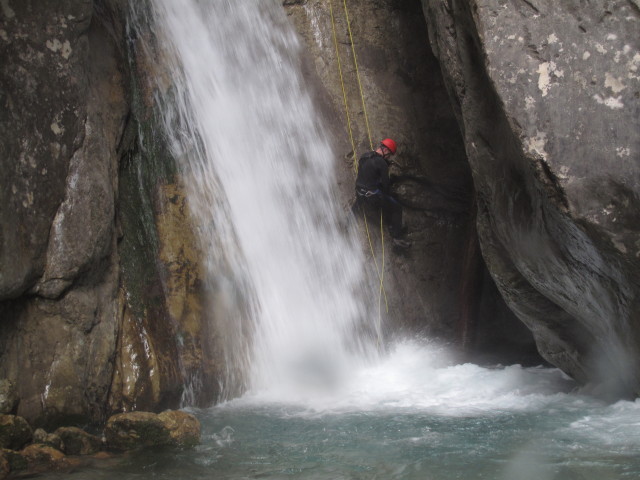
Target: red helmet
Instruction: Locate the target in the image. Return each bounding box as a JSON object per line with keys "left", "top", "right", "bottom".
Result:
{"left": 380, "top": 138, "right": 397, "bottom": 154}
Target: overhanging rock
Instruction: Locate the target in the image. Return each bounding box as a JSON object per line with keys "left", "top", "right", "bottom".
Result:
{"left": 422, "top": 0, "right": 640, "bottom": 397}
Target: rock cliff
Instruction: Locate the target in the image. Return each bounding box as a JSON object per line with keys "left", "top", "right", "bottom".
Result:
{"left": 0, "top": 0, "right": 222, "bottom": 427}
{"left": 285, "top": 0, "right": 539, "bottom": 361}
{"left": 422, "top": 0, "right": 640, "bottom": 396}
{"left": 0, "top": 0, "right": 126, "bottom": 427}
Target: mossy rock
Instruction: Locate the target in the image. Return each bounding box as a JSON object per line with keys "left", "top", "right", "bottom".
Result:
{"left": 158, "top": 410, "right": 200, "bottom": 447}
{"left": 0, "top": 381, "right": 18, "bottom": 415}
{"left": 19, "top": 444, "right": 65, "bottom": 467}
{"left": 104, "top": 412, "right": 171, "bottom": 451}
{"left": 32, "top": 428, "right": 64, "bottom": 451}
{"left": 0, "top": 451, "right": 8, "bottom": 480}
{"left": 1, "top": 448, "right": 28, "bottom": 472}
{"left": 54, "top": 427, "right": 102, "bottom": 455}
{"left": 0, "top": 415, "right": 32, "bottom": 450}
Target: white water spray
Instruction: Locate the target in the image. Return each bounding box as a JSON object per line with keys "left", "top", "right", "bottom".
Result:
{"left": 141, "top": 0, "right": 378, "bottom": 398}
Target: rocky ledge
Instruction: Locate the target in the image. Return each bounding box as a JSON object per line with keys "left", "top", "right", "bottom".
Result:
{"left": 0, "top": 409, "right": 200, "bottom": 479}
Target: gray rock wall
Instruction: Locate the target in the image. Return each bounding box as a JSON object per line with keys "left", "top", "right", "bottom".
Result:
{"left": 0, "top": 0, "right": 127, "bottom": 427}
{"left": 1, "top": 1, "right": 93, "bottom": 299}
{"left": 422, "top": 0, "right": 640, "bottom": 396}
{"left": 0, "top": 0, "right": 222, "bottom": 426}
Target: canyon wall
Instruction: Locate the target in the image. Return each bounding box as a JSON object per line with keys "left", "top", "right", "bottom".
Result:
{"left": 422, "top": 0, "right": 640, "bottom": 396}
{"left": 1, "top": 0, "right": 637, "bottom": 427}
{"left": 0, "top": 0, "right": 221, "bottom": 427}
{"left": 0, "top": 0, "right": 126, "bottom": 427}
{"left": 285, "top": 0, "right": 538, "bottom": 361}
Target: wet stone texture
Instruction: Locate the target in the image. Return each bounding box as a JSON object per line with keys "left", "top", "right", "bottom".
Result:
{"left": 104, "top": 410, "right": 200, "bottom": 451}
{"left": 0, "top": 0, "right": 222, "bottom": 426}
{"left": 0, "top": 381, "right": 18, "bottom": 415}
{"left": 422, "top": 0, "right": 640, "bottom": 396}
{"left": 285, "top": 0, "right": 540, "bottom": 362}
{"left": 109, "top": 9, "right": 225, "bottom": 412}
{"left": 0, "top": 415, "right": 32, "bottom": 451}
{"left": 54, "top": 426, "right": 102, "bottom": 455}
{"left": 0, "top": 0, "right": 129, "bottom": 427}
{"left": 0, "top": 1, "right": 91, "bottom": 300}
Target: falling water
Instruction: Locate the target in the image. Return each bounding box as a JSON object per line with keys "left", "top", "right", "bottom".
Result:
{"left": 136, "top": 0, "right": 378, "bottom": 398}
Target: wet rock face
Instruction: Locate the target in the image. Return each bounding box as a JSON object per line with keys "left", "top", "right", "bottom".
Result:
{"left": 423, "top": 0, "right": 640, "bottom": 395}
{"left": 285, "top": 0, "right": 472, "bottom": 337}
{"left": 0, "top": 0, "right": 222, "bottom": 425}
{"left": 0, "top": 415, "right": 32, "bottom": 451}
{"left": 54, "top": 426, "right": 102, "bottom": 455}
{"left": 0, "top": 1, "right": 92, "bottom": 299}
{"left": 0, "top": 0, "right": 128, "bottom": 426}
{"left": 0, "top": 381, "right": 19, "bottom": 415}
{"left": 285, "top": 0, "right": 538, "bottom": 360}
{"left": 109, "top": 7, "right": 224, "bottom": 410}
{"left": 104, "top": 410, "right": 200, "bottom": 451}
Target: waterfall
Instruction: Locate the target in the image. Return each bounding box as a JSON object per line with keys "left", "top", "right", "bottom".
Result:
{"left": 135, "top": 0, "right": 379, "bottom": 399}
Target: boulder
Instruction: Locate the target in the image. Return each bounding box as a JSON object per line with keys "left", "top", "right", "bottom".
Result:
{"left": 54, "top": 426, "right": 102, "bottom": 455}
{"left": 104, "top": 410, "right": 200, "bottom": 450}
{"left": 0, "top": 451, "right": 8, "bottom": 480}
{"left": 104, "top": 412, "right": 171, "bottom": 451}
{"left": 0, "top": 0, "right": 93, "bottom": 299}
{"left": 158, "top": 410, "right": 201, "bottom": 447}
{"left": 0, "top": 381, "right": 18, "bottom": 415}
{"left": 32, "top": 429, "right": 64, "bottom": 451}
{"left": 19, "top": 444, "right": 66, "bottom": 470}
{"left": 0, "top": 448, "right": 27, "bottom": 472}
{"left": 0, "top": 415, "right": 32, "bottom": 450}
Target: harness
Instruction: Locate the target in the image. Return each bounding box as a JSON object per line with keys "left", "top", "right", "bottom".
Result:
{"left": 356, "top": 187, "right": 381, "bottom": 198}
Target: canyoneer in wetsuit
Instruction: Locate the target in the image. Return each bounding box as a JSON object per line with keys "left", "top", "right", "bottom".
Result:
{"left": 354, "top": 138, "right": 410, "bottom": 249}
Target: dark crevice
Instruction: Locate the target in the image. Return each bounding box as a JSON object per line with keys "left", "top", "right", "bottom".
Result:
{"left": 434, "top": 0, "right": 548, "bottom": 365}
{"left": 519, "top": 0, "right": 540, "bottom": 14}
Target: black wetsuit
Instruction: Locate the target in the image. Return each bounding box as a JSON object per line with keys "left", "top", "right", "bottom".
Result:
{"left": 354, "top": 151, "right": 403, "bottom": 238}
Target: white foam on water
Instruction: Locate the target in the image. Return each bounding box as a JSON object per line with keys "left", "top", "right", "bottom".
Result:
{"left": 228, "top": 340, "right": 586, "bottom": 415}
{"left": 566, "top": 398, "right": 640, "bottom": 446}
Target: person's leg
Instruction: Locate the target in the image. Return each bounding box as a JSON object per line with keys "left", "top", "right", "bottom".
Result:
{"left": 380, "top": 194, "right": 403, "bottom": 238}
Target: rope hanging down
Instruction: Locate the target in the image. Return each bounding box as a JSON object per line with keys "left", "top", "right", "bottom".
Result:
{"left": 328, "top": 0, "right": 389, "bottom": 332}
{"left": 341, "top": 0, "right": 374, "bottom": 152}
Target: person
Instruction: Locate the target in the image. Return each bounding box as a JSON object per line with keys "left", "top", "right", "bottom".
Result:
{"left": 353, "top": 138, "right": 410, "bottom": 249}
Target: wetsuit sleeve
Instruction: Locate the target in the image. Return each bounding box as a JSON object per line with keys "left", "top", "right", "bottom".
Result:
{"left": 379, "top": 160, "right": 391, "bottom": 194}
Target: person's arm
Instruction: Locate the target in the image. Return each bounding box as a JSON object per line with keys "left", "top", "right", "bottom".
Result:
{"left": 378, "top": 157, "right": 391, "bottom": 194}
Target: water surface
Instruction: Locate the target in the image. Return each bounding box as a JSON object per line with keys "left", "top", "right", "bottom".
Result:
{"left": 46, "top": 342, "right": 640, "bottom": 480}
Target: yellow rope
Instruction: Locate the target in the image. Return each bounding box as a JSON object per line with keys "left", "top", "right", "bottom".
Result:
{"left": 329, "top": 0, "right": 358, "bottom": 173}
{"left": 342, "top": 0, "right": 374, "bottom": 151}
{"left": 328, "top": 0, "right": 389, "bottom": 343}
{"left": 379, "top": 209, "right": 386, "bottom": 322}
{"left": 363, "top": 203, "right": 389, "bottom": 322}
{"left": 340, "top": 0, "right": 389, "bottom": 317}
